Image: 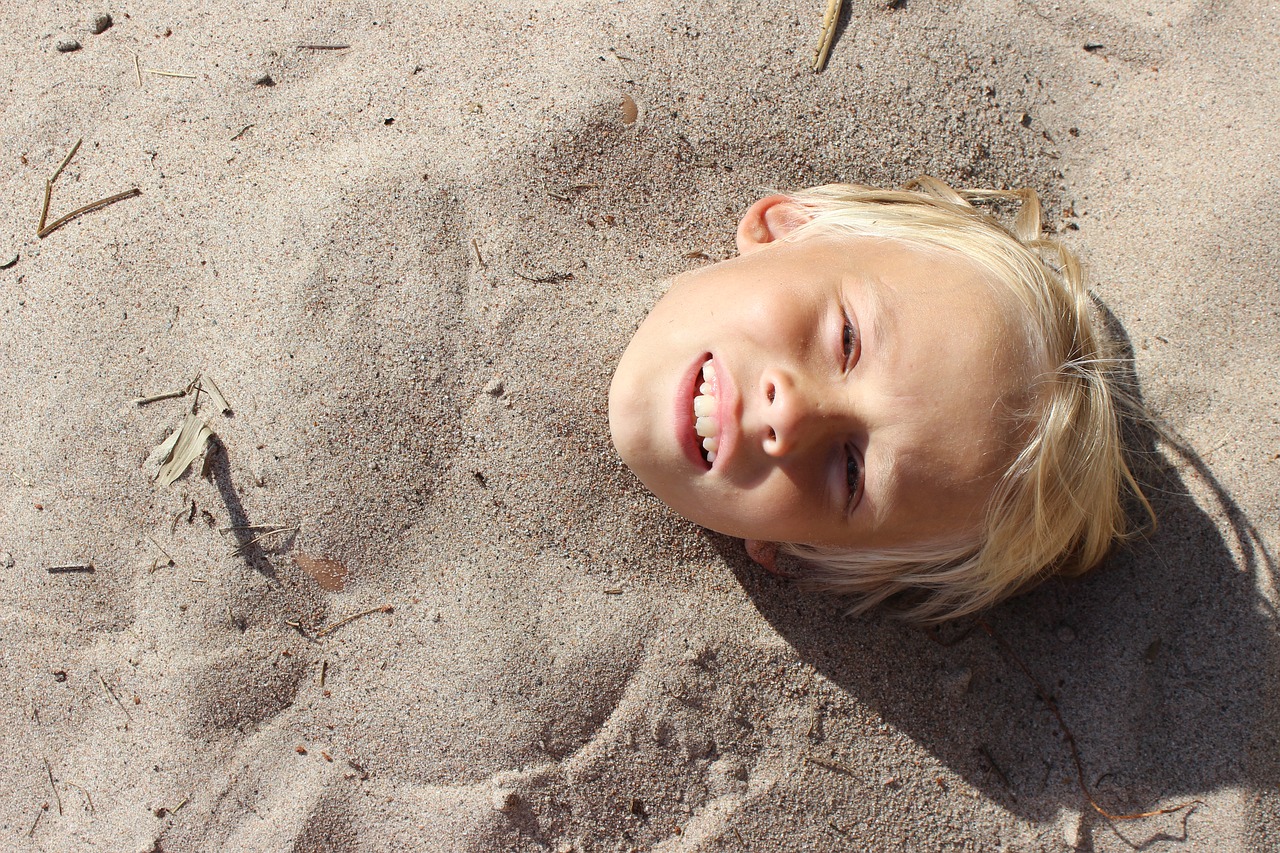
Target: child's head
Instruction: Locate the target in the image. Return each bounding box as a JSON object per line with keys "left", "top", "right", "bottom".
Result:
{"left": 608, "top": 177, "right": 1149, "bottom": 623}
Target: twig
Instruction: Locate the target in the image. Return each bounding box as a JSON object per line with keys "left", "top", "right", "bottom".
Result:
{"left": 315, "top": 605, "right": 393, "bottom": 638}
{"left": 47, "top": 564, "right": 94, "bottom": 573}
{"left": 133, "top": 389, "right": 187, "bottom": 406}
{"left": 299, "top": 44, "right": 350, "bottom": 50}
{"left": 170, "top": 795, "right": 190, "bottom": 814}
{"left": 133, "top": 53, "right": 143, "bottom": 87}
{"left": 43, "top": 759, "right": 62, "bottom": 816}
{"left": 978, "top": 619, "right": 1201, "bottom": 820}
{"left": 51, "top": 138, "right": 82, "bottom": 184}
{"left": 231, "top": 124, "right": 254, "bottom": 141}
{"left": 471, "top": 238, "right": 485, "bottom": 268}
{"left": 37, "top": 188, "right": 142, "bottom": 239}
{"left": 143, "top": 68, "right": 197, "bottom": 79}
{"left": 95, "top": 671, "right": 133, "bottom": 721}
{"left": 812, "top": 0, "right": 845, "bottom": 72}
{"left": 319, "top": 659, "right": 328, "bottom": 687}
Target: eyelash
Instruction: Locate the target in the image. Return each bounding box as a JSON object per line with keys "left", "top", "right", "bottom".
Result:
{"left": 840, "top": 310, "right": 863, "bottom": 509}
{"left": 841, "top": 312, "right": 860, "bottom": 369}
{"left": 844, "top": 445, "right": 862, "bottom": 510}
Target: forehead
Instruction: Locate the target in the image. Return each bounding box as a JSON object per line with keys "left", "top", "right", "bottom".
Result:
{"left": 861, "top": 244, "right": 1033, "bottom": 543}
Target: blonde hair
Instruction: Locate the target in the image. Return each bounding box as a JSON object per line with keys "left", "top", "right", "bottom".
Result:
{"left": 777, "top": 177, "right": 1153, "bottom": 623}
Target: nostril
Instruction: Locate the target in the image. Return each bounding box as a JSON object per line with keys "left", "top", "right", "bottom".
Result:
{"left": 766, "top": 384, "right": 776, "bottom": 403}
{"left": 767, "top": 427, "right": 776, "bottom": 442}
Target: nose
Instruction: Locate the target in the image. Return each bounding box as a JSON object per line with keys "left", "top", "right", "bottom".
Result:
{"left": 758, "top": 368, "right": 831, "bottom": 457}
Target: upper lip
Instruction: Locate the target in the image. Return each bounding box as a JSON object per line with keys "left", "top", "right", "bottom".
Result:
{"left": 709, "top": 353, "right": 739, "bottom": 471}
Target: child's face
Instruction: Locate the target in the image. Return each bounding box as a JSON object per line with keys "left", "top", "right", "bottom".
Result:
{"left": 608, "top": 199, "right": 1032, "bottom": 553}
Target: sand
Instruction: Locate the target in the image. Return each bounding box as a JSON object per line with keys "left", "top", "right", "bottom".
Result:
{"left": 1, "top": 0, "right": 1277, "bottom": 850}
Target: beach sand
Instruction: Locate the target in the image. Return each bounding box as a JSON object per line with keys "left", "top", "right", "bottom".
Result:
{"left": 1, "top": 0, "right": 1277, "bottom": 850}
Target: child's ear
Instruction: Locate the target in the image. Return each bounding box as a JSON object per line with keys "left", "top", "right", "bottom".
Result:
{"left": 745, "top": 539, "right": 781, "bottom": 574}
{"left": 735, "top": 195, "right": 809, "bottom": 254}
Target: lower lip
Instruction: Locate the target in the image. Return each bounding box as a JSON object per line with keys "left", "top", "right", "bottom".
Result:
{"left": 674, "top": 354, "right": 711, "bottom": 471}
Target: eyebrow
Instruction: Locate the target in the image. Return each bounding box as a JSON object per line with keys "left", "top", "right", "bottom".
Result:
{"left": 848, "top": 276, "right": 898, "bottom": 522}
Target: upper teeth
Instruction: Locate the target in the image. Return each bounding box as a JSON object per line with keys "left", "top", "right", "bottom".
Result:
{"left": 694, "top": 359, "right": 720, "bottom": 461}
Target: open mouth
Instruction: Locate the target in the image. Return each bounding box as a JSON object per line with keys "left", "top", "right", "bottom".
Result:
{"left": 691, "top": 357, "right": 721, "bottom": 465}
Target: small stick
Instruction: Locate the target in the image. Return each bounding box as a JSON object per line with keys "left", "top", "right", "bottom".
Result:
{"left": 299, "top": 44, "right": 350, "bottom": 50}
{"left": 133, "top": 53, "right": 143, "bottom": 87}
{"left": 143, "top": 68, "right": 197, "bottom": 79}
{"left": 319, "top": 659, "right": 328, "bottom": 687}
{"left": 43, "top": 759, "right": 62, "bottom": 816}
{"left": 471, "top": 238, "right": 485, "bottom": 268}
{"left": 48, "top": 564, "right": 94, "bottom": 573}
{"left": 37, "top": 188, "right": 142, "bottom": 239}
{"left": 38, "top": 180, "right": 52, "bottom": 234}
{"left": 170, "top": 795, "right": 190, "bottom": 814}
{"left": 96, "top": 671, "right": 132, "bottom": 721}
{"left": 812, "top": 0, "right": 845, "bottom": 72}
{"left": 231, "top": 124, "right": 254, "bottom": 141}
{"left": 51, "top": 138, "right": 82, "bottom": 184}
{"left": 315, "top": 605, "right": 393, "bottom": 638}
{"left": 133, "top": 389, "right": 187, "bottom": 406}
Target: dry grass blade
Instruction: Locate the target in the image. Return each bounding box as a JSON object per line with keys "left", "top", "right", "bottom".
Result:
{"left": 143, "top": 68, "right": 197, "bottom": 79}
{"left": 156, "top": 414, "right": 213, "bottom": 487}
{"left": 197, "top": 375, "right": 232, "bottom": 414}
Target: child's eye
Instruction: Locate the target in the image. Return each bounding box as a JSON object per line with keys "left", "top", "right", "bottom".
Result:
{"left": 842, "top": 314, "right": 860, "bottom": 368}
{"left": 845, "top": 445, "right": 862, "bottom": 509}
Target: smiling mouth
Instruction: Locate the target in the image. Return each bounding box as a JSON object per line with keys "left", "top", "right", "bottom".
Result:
{"left": 692, "top": 358, "right": 721, "bottom": 464}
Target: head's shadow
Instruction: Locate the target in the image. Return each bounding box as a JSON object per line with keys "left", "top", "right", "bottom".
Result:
{"left": 719, "top": 306, "right": 1278, "bottom": 832}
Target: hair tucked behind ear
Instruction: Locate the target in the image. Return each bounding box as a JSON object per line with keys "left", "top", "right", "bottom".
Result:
{"left": 776, "top": 177, "right": 1154, "bottom": 624}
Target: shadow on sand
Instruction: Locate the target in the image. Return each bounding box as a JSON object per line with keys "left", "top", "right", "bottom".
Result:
{"left": 722, "top": 311, "right": 1278, "bottom": 842}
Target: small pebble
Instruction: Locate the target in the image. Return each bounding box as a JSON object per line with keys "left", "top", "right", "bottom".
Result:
{"left": 89, "top": 13, "right": 113, "bottom": 34}
{"left": 483, "top": 378, "right": 504, "bottom": 396}
{"left": 492, "top": 788, "right": 519, "bottom": 812}
{"left": 56, "top": 39, "right": 82, "bottom": 53}
{"left": 1, "top": 551, "right": 13, "bottom": 568}
{"left": 254, "top": 74, "right": 275, "bottom": 87}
